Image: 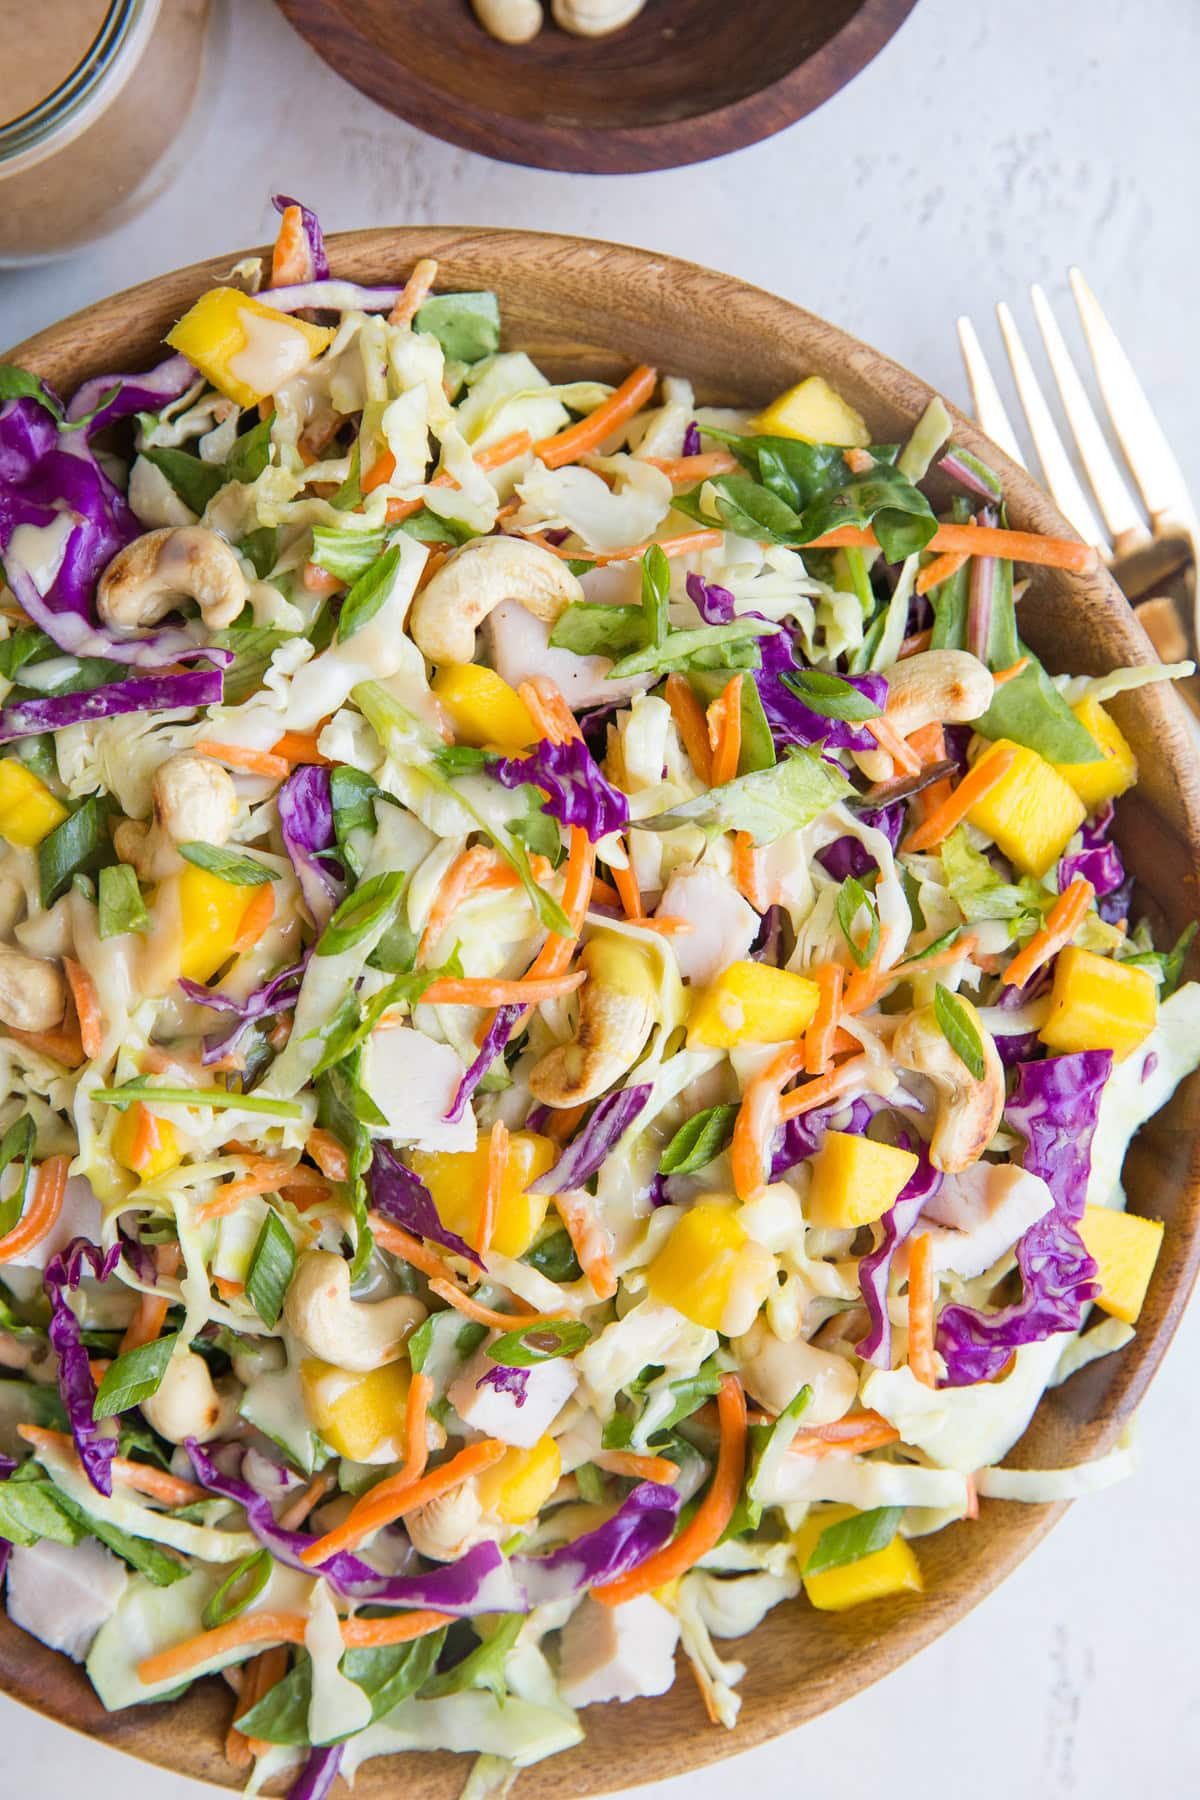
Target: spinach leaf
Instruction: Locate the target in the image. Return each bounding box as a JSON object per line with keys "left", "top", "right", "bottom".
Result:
{"left": 414, "top": 292, "right": 501, "bottom": 364}
{"left": 238, "top": 526, "right": 279, "bottom": 580}
{"left": 523, "top": 1227, "right": 581, "bottom": 1284}
{"left": 422, "top": 1616, "right": 523, "bottom": 1703}
{"left": 0, "top": 629, "right": 55, "bottom": 682}
{"left": 53, "top": 1489, "right": 188, "bottom": 1586}
{"left": 703, "top": 428, "right": 850, "bottom": 509}
{"left": 794, "top": 464, "right": 938, "bottom": 562}
{"left": 607, "top": 618, "right": 777, "bottom": 680}
{"left": 804, "top": 1505, "right": 903, "bottom": 1575}
{"left": 224, "top": 417, "right": 273, "bottom": 485}
{"left": 974, "top": 654, "right": 1102, "bottom": 763}
{"left": 142, "top": 447, "right": 227, "bottom": 516}
{"left": 550, "top": 602, "right": 647, "bottom": 660}
{"left": 0, "top": 1475, "right": 87, "bottom": 1549}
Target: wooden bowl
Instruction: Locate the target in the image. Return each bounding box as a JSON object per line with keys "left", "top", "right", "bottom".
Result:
{"left": 271, "top": 0, "right": 920, "bottom": 173}
{"left": 4, "top": 228, "right": 1199, "bottom": 1796}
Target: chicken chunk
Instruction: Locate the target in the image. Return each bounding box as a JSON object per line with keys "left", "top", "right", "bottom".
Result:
{"left": 5, "top": 1537, "right": 129, "bottom": 1662}
{"left": 558, "top": 1595, "right": 679, "bottom": 1709}
{"left": 361, "top": 1025, "right": 476, "bottom": 1153}
{"left": 656, "top": 866, "right": 758, "bottom": 985}
{"left": 448, "top": 1346, "right": 577, "bottom": 1449}
{"left": 921, "top": 1161, "right": 1054, "bottom": 1280}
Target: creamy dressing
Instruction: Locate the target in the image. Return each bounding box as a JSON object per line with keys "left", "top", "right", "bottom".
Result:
{"left": 6, "top": 514, "right": 75, "bottom": 595}
{"left": 228, "top": 309, "right": 321, "bottom": 399}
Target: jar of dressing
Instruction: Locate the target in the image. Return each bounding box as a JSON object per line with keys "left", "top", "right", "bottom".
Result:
{"left": 0, "top": 0, "right": 212, "bottom": 266}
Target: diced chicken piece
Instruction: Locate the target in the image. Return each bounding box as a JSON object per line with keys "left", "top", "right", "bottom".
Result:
{"left": 361, "top": 1025, "right": 476, "bottom": 1152}
{"left": 483, "top": 600, "right": 649, "bottom": 711}
{"left": 558, "top": 1595, "right": 679, "bottom": 1709}
{"left": 2, "top": 1175, "right": 101, "bottom": 1272}
{"left": 448, "top": 1346, "right": 577, "bottom": 1449}
{"left": 921, "top": 1161, "right": 1054, "bottom": 1280}
{"left": 5, "top": 1537, "right": 129, "bottom": 1662}
{"left": 732, "top": 1317, "right": 859, "bottom": 1425}
{"left": 656, "top": 866, "right": 758, "bottom": 985}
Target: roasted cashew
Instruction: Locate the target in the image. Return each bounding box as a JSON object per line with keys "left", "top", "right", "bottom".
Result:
{"left": 473, "top": 0, "right": 544, "bottom": 41}
{"left": 0, "top": 942, "right": 67, "bottom": 1033}
{"left": 892, "top": 1000, "right": 1004, "bottom": 1173}
{"left": 139, "top": 1350, "right": 241, "bottom": 1445}
{"left": 405, "top": 1482, "right": 496, "bottom": 1561}
{"left": 97, "top": 526, "right": 248, "bottom": 634}
{"left": 528, "top": 934, "right": 656, "bottom": 1108}
{"left": 856, "top": 650, "right": 994, "bottom": 783}
{"left": 283, "top": 1251, "right": 426, "bottom": 1373}
{"left": 552, "top": 0, "right": 645, "bottom": 32}
{"left": 114, "top": 752, "right": 238, "bottom": 882}
{"left": 408, "top": 535, "right": 583, "bottom": 666}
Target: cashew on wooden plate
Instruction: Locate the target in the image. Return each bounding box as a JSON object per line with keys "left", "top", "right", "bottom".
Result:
{"left": 472, "top": 0, "right": 645, "bottom": 40}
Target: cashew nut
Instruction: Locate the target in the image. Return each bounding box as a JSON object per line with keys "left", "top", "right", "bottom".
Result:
{"left": 408, "top": 536, "right": 583, "bottom": 666}
{"left": 406, "top": 1481, "right": 497, "bottom": 1561}
{"left": 139, "top": 1349, "right": 241, "bottom": 1445}
{"left": 473, "top": 0, "right": 544, "bottom": 41}
{"left": 732, "top": 1318, "right": 859, "bottom": 1425}
{"left": 114, "top": 751, "right": 238, "bottom": 881}
{"left": 97, "top": 526, "right": 248, "bottom": 634}
{"left": 0, "top": 942, "right": 67, "bottom": 1033}
{"left": 856, "top": 650, "right": 994, "bottom": 782}
{"left": 528, "top": 934, "right": 655, "bottom": 1108}
{"left": 552, "top": 0, "right": 646, "bottom": 33}
{"left": 283, "top": 1250, "right": 426, "bottom": 1373}
{"left": 892, "top": 1000, "right": 1004, "bottom": 1173}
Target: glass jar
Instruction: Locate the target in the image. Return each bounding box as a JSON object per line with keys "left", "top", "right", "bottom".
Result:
{"left": 0, "top": 0, "right": 212, "bottom": 266}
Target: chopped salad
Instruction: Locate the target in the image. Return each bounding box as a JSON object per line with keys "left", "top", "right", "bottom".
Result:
{"left": 0, "top": 198, "right": 1197, "bottom": 1799}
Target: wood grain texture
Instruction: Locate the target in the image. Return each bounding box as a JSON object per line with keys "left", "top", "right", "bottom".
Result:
{"left": 2, "top": 227, "right": 1199, "bottom": 1798}
{"left": 271, "top": 0, "right": 919, "bottom": 173}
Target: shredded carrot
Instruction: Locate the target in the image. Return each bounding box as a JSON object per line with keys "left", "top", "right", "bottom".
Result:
{"left": 1002, "top": 876, "right": 1094, "bottom": 990}
{"left": 898, "top": 628, "right": 933, "bottom": 659}
{"left": 419, "top": 846, "right": 499, "bottom": 961}
{"left": 126, "top": 1102, "right": 164, "bottom": 1176}
{"left": 362, "top": 448, "right": 397, "bottom": 494}
{"left": 194, "top": 740, "right": 290, "bottom": 781}
{"left": 610, "top": 852, "right": 643, "bottom": 920}
{"left": 907, "top": 1232, "right": 938, "bottom": 1387}
{"left": 306, "top": 1128, "right": 348, "bottom": 1182}
{"left": 595, "top": 529, "right": 724, "bottom": 566}
{"left": 805, "top": 521, "right": 1097, "bottom": 573}
{"left": 63, "top": 959, "right": 103, "bottom": 1060}
{"left": 271, "top": 731, "right": 331, "bottom": 766}
{"left": 730, "top": 1043, "right": 808, "bottom": 1201}
{"left": 901, "top": 744, "right": 1019, "bottom": 853}
{"left": 555, "top": 1188, "right": 617, "bottom": 1300}
{"left": 7, "top": 1021, "right": 84, "bottom": 1067}
{"left": 534, "top": 365, "right": 657, "bottom": 469}
{"left": 474, "top": 430, "right": 534, "bottom": 471}
{"left": 369, "top": 1214, "right": 458, "bottom": 1284}
{"left": 321, "top": 1439, "right": 508, "bottom": 1553}
{"left": 991, "top": 655, "right": 1031, "bottom": 687}
{"left": 227, "top": 1646, "right": 288, "bottom": 1768}
{"left": 140, "top": 1608, "right": 451, "bottom": 1688}
{"left": 213, "top": 1276, "right": 245, "bottom": 1301}
{"left": 635, "top": 916, "right": 694, "bottom": 936}
{"left": 301, "top": 1374, "right": 434, "bottom": 1563}
{"left": 905, "top": 722, "right": 954, "bottom": 828}
{"left": 964, "top": 1472, "right": 980, "bottom": 1520}
{"left": 663, "top": 673, "right": 713, "bottom": 784}
{"left": 843, "top": 446, "right": 876, "bottom": 475}
{"left": 516, "top": 674, "right": 582, "bottom": 746}
{"left": 302, "top": 562, "right": 343, "bottom": 596}
{"left": 544, "top": 1102, "right": 587, "bottom": 1143}
{"left": 278, "top": 1471, "right": 335, "bottom": 1532}
{"left": 427, "top": 1278, "right": 564, "bottom": 1331}
{"left": 788, "top": 1412, "right": 901, "bottom": 1458}
{"left": 231, "top": 883, "right": 275, "bottom": 956}
{"left": 120, "top": 1291, "right": 170, "bottom": 1352}
{"left": 521, "top": 824, "right": 595, "bottom": 991}
{"left": 270, "top": 205, "right": 310, "bottom": 287}
{"left": 840, "top": 932, "right": 979, "bottom": 1017}
{"left": 805, "top": 962, "right": 844, "bottom": 1077}
{"left": 593, "top": 1451, "right": 679, "bottom": 1484}
{"left": 643, "top": 451, "right": 739, "bottom": 482}
{"left": 388, "top": 256, "right": 439, "bottom": 327}
{"left": 915, "top": 548, "right": 971, "bottom": 595}
{"left": 865, "top": 715, "right": 922, "bottom": 777}
{"left": 595, "top": 1374, "right": 746, "bottom": 1605}
{"left": 476, "top": 1120, "right": 509, "bottom": 1256}
{"left": 0, "top": 1155, "right": 68, "bottom": 1265}
{"left": 395, "top": 971, "right": 586, "bottom": 1010}
{"left": 706, "top": 673, "right": 743, "bottom": 786}
{"left": 732, "top": 829, "right": 768, "bottom": 912}
{"left": 907, "top": 721, "right": 946, "bottom": 766}
{"left": 776, "top": 1053, "right": 875, "bottom": 1122}
{"left": 17, "top": 1426, "right": 205, "bottom": 1504}
{"left": 196, "top": 1159, "right": 329, "bottom": 1223}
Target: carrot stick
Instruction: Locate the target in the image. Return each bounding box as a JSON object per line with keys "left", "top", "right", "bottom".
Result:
{"left": 126, "top": 1102, "right": 162, "bottom": 1176}
{"left": 320, "top": 1439, "right": 508, "bottom": 1552}
{"left": 594, "top": 1374, "right": 746, "bottom": 1605}
{"left": 907, "top": 1232, "right": 938, "bottom": 1387}
{"left": 555, "top": 1188, "right": 617, "bottom": 1300}
{"left": 544, "top": 1102, "right": 587, "bottom": 1143}
{"left": 516, "top": 674, "right": 582, "bottom": 746}
{"left": 0, "top": 1155, "right": 68, "bottom": 1264}
{"left": 277, "top": 1471, "right": 335, "bottom": 1532}
{"left": 270, "top": 205, "right": 310, "bottom": 287}
{"left": 476, "top": 1120, "right": 508, "bottom": 1256}
{"left": 906, "top": 721, "right": 946, "bottom": 766}
{"left": 474, "top": 430, "right": 534, "bottom": 471}
{"left": 730, "top": 1042, "right": 809, "bottom": 1201}
{"left": 17, "top": 1425, "right": 205, "bottom": 1504}
{"left": 991, "top": 655, "right": 1030, "bottom": 687}
{"left": 368, "top": 1214, "right": 459, "bottom": 1284}
{"left": 399, "top": 971, "right": 586, "bottom": 1009}
{"left": 388, "top": 257, "right": 439, "bottom": 327}
{"left": 805, "top": 521, "right": 1097, "bottom": 573}
{"left": 788, "top": 1413, "right": 902, "bottom": 1458}
{"left": 419, "top": 846, "right": 498, "bottom": 961}
{"left": 302, "top": 562, "right": 342, "bottom": 596}
{"left": 915, "top": 549, "right": 971, "bottom": 596}
{"left": 732, "top": 830, "right": 768, "bottom": 912}
{"left": 306, "top": 1127, "right": 349, "bottom": 1182}
{"left": 8, "top": 1021, "right": 84, "bottom": 1067}
{"left": 610, "top": 853, "right": 643, "bottom": 920}
{"left": 271, "top": 731, "right": 331, "bottom": 766}
{"left": 195, "top": 1160, "right": 329, "bottom": 1223}
{"left": 865, "top": 716, "right": 922, "bottom": 777}
{"left": 362, "top": 449, "right": 397, "bottom": 494}
{"left": 427, "top": 1278, "right": 564, "bottom": 1330}
{"left": 593, "top": 1451, "right": 679, "bottom": 1483}
{"left": 898, "top": 628, "right": 933, "bottom": 659}
{"left": 227, "top": 1646, "right": 288, "bottom": 1768}
{"left": 1002, "top": 876, "right": 1094, "bottom": 989}
{"left": 63, "top": 959, "right": 103, "bottom": 1060}
{"left": 595, "top": 529, "right": 724, "bottom": 567}
{"left": 140, "top": 1608, "right": 451, "bottom": 1688}
{"left": 664, "top": 674, "right": 713, "bottom": 784}
{"left": 805, "top": 962, "right": 844, "bottom": 1077}
{"left": 339, "top": 1611, "right": 453, "bottom": 1648}
{"left": 231, "top": 884, "right": 275, "bottom": 956}
{"left": 194, "top": 741, "right": 290, "bottom": 781}
{"left": 776, "top": 1053, "right": 876, "bottom": 1121}
{"left": 706, "top": 673, "right": 743, "bottom": 786}
{"left": 119, "top": 1243, "right": 180, "bottom": 1354}
{"left": 901, "top": 744, "right": 1019, "bottom": 853}
{"left": 300, "top": 1373, "right": 435, "bottom": 1564}
{"left": 643, "top": 451, "right": 739, "bottom": 482}
{"left": 534, "top": 365, "right": 658, "bottom": 469}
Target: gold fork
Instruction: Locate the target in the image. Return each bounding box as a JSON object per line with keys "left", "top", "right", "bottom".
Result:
{"left": 957, "top": 270, "right": 1199, "bottom": 674}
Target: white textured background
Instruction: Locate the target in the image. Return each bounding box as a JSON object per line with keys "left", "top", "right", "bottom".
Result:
{"left": 2, "top": 0, "right": 1198, "bottom": 1793}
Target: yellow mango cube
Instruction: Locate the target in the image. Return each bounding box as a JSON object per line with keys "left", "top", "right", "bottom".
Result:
{"left": 1038, "top": 946, "right": 1158, "bottom": 1061}
{"left": 408, "top": 1130, "right": 555, "bottom": 1260}
{"left": 301, "top": 1357, "right": 409, "bottom": 1463}
{"left": 753, "top": 376, "right": 870, "bottom": 448}
{"left": 1054, "top": 699, "right": 1138, "bottom": 811}
{"left": 967, "top": 739, "right": 1086, "bottom": 877}
{"left": 0, "top": 758, "right": 68, "bottom": 847}
{"left": 476, "top": 1435, "right": 562, "bottom": 1525}
{"left": 166, "top": 288, "right": 334, "bottom": 409}
{"left": 432, "top": 665, "right": 538, "bottom": 751}
{"left": 174, "top": 864, "right": 256, "bottom": 983}
{"left": 111, "top": 1104, "right": 181, "bottom": 1182}
{"left": 1078, "top": 1204, "right": 1163, "bottom": 1324}
{"left": 804, "top": 1534, "right": 923, "bottom": 1611}
{"left": 646, "top": 1198, "right": 774, "bottom": 1331}
{"left": 688, "top": 961, "right": 820, "bottom": 1050}
{"left": 806, "top": 1131, "right": 919, "bottom": 1232}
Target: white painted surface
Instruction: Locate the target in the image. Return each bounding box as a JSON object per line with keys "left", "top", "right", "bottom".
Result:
{"left": 2, "top": 0, "right": 1198, "bottom": 1792}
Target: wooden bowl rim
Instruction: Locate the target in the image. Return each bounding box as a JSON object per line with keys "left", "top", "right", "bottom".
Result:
{"left": 271, "top": 0, "right": 921, "bottom": 173}
{"left": 2, "top": 224, "right": 1199, "bottom": 1796}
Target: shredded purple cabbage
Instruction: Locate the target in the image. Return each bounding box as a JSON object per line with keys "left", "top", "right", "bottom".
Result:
{"left": 179, "top": 955, "right": 308, "bottom": 1066}
{"left": 494, "top": 736, "right": 629, "bottom": 842}
{"left": 255, "top": 280, "right": 406, "bottom": 316}
{"left": 271, "top": 193, "right": 331, "bottom": 282}
{"left": 64, "top": 353, "right": 197, "bottom": 440}
{"left": 277, "top": 764, "right": 342, "bottom": 932}
{"left": 369, "top": 1141, "right": 484, "bottom": 1269}
{"left": 750, "top": 902, "right": 786, "bottom": 965}
{"left": 756, "top": 628, "right": 887, "bottom": 753}
{"left": 1060, "top": 801, "right": 1126, "bottom": 900}
{"left": 528, "top": 1086, "right": 653, "bottom": 1193}
{"left": 477, "top": 1364, "right": 529, "bottom": 1407}
{"left": 770, "top": 1095, "right": 877, "bottom": 1179}
{"left": 816, "top": 804, "right": 904, "bottom": 881}
{"left": 686, "top": 571, "right": 735, "bottom": 624}
{"left": 43, "top": 1239, "right": 121, "bottom": 1496}
{"left": 516, "top": 1480, "right": 681, "bottom": 1606}
{"left": 682, "top": 421, "right": 702, "bottom": 458}
{"left": 289, "top": 1746, "right": 344, "bottom": 1800}
{"left": 936, "top": 1052, "right": 1109, "bottom": 1385}
{"left": 445, "top": 1003, "right": 522, "bottom": 1124}
{"left": 117, "top": 1227, "right": 158, "bottom": 1285}
{"left": 857, "top": 1139, "right": 943, "bottom": 1366}
{"left": 0, "top": 666, "right": 223, "bottom": 744}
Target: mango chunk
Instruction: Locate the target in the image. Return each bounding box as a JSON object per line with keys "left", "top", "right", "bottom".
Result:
{"left": 301, "top": 1357, "right": 409, "bottom": 1463}
{"left": 1078, "top": 1203, "right": 1163, "bottom": 1324}
{"left": 753, "top": 376, "right": 870, "bottom": 448}
{"left": 688, "top": 961, "right": 820, "bottom": 1050}
{"left": 166, "top": 287, "right": 333, "bottom": 408}
{"left": 111, "top": 1104, "right": 181, "bottom": 1182}
{"left": 1038, "top": 946, "right": 1158, "bottom": 1061}
{"left": 408, "top": 1130, "right": 555, "bottom": 1260}
{"left": 476, "top": 1434, "right": 562, "bottom": 1525}
{"left": 1054, "top": 699, "right": 1137, "bottom": 810}
{"left": 174, "top": 864, "right": 256, "bottom": 983}
{"left": 432, "top": 664, "right": 538, "bottom": 752}
{"left": 967, "top": 738, "right": 1086, "bottom": 877}
{"left": 646, "top": 1198, "right": 775, "bottom": 1331}
{"left": 806, "top": 1131, "right": 919, "bottom": 1232}
{"left": 804, "top": 1534, "right": 923, "bottom": 1611}
{"left": 0, "top": 758, "right": 68, "bottom": 848}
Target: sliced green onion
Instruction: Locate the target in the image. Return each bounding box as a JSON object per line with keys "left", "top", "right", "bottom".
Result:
{"left": 92, "top": 1081, "right": 304, "bottom": 1120}
{"left": 93, "top": 1332, "right": 180, "bottom": 1420}
{"left": 202, "top": 1548, "right": 272, "bottom": 1629}
{"left": 245, "top": 1211, "right": 297, "bottom": 1330}
{"left": 803, "top": 1505, "right": 904, "bottom": 1576}
{"left": 933, "top": 983, "right": 986, "bottom": 1081}
{"left": 781, "top": 668, "right": 884, "bottom": 722}
{"left": 178, "top": 844, "right": 279, "bottom": 887}
{"left": 836, "top": 876, "right": 880, "bottom": 969}
{"left": 487, "top": 1321, "right": 591, "bottom": 1368}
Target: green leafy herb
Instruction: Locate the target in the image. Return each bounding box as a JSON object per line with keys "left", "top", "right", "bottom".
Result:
{"left": 38, "top": 796, "right": 110, "bottom": 908}
{"left": 92, "top": 1081, "right": 304, "bottom": 1119}
{"left": 679, "top": 668, "right": 776, "bottom": 774}
{"left": 0, "top": 365, "right": 62, "bottom": 420}
{"left": 367, "top": 912, "right": 420, "bottom": 975}
{"left": 933, "top": 983, "right": 987, "bottom": 1081}
{"left": 177, "top": 843, "right": 278, "bottom": 886}
{"left": 331, "top": 441, "right": 363, "bottom": 511}
{"left": 92, "top": 1332, "right": 180, "bottom": 1419}
{"left": 549, "top": 602, "right": 647, "bottom": 660}
{"left": 397, "top": 508, "right": 475, "bottom": 548}
{"left": 338, "top": 543, "right": 407, "bottom": 641}
{"left": 0, "top": 1114, "right": 36, "bottom": 1243}
{"left": 316, "top": 870, "right": 406, "bottom": 958}
{"left": 330, "top": 766, "right": 379, "bottom": 842}
{"left": 208, "top": 626, "right": 295, "bottom": 705}
{"left": 782, "top": 668, "right": 883, "bottom": 723}
{"left": 423, "top": 1615, "right": 523, "bottom": 1703}
{"left": 803, "top": 1504, "right": 904, "bottom": 1576}
{"left": 238, "top": 526, "right": 279, "bottom": 581}
{"left": 658, "top": 1103, "right": 738, "bottom": 1176}
{"left": 237, "top": 1629, "right": 448, "bottom": 1745}
{"left": 143, "top": 447, "right": 228, "bottom": 516}
{"left": 0, "top": 629, "right": 55, "bottom": 682}
{"left": 488, "top": 1321, "right": 591, "bottom": 1367}
{"left": 704, "top": 429, "right": 851, "bottom": 510}
{"left": 52, "top": 1489, "right": 187, "bottom": 1585}
{"left": 797, "top": 465, "right": 938, "bottom": 562}
{"left": 98, "top": 863, "right": 149, "bottom": 938}
{"left": 414, "top": 291, "right": 501, "bottom": 364}
{"left": 607, "top": 618, "right": 777, "bottom": 681}
{"left": 673, "top": 472, "right": 806, "bottom": 543}
{"left": 640, "top": 544, "right": 671, "bottom": 649}
{"left": 202, "top": 1549, "right": 272, "bottom": 1629}
{"left": 523, "top": 1227, "right": 580, "bottom": 1284}
{"left": 639, "top": 745, "right": 852, "bottom": 846}
{"left": 0, "top": 1475, "right": 87, "bottom": 1549}
{"left": 837, "top": 876, "right": 880, "bottom": 969}
{"left": 245, "top": 1212, "right": 297, "bottom": 1330}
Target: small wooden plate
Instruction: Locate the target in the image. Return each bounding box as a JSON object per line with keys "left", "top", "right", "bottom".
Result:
{"left": 3, "top": 228, "right": 1199, "bottom": 1796}
{"left": 272, "top": 0, "right": 920, "bottom": 173}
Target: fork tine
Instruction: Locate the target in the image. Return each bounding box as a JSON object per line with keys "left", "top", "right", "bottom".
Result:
{"left": 1029, "top": 284, "right": 1150, "bottom": 558}
{"left": 995, "top": 301, "right": 1108, "bottom": 553}
{"left": 956, "top": 315, "right": 1026, "bottom": 470}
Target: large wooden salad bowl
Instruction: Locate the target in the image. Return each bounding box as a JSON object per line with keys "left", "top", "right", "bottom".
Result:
{"left": 2, "top": 229, "right": 1198, "bottom": 1796}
